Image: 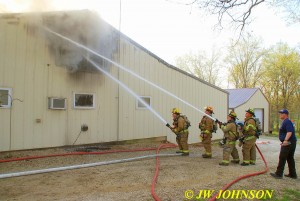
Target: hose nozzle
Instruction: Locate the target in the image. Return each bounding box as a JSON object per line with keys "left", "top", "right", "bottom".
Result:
{"left": 166, "top": 123, "right": 170, "bottom": 128}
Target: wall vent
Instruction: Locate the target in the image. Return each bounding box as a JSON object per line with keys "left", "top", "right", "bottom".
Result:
{"left": 48, "top": 97, "right": 66, "bottom": 110}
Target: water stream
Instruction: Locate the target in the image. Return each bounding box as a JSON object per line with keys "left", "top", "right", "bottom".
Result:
{"left": 45, "top": 27, "right": 216, "bottom": 121}
{"left": 86, "top": 58, "right": 167, "bottom": 124}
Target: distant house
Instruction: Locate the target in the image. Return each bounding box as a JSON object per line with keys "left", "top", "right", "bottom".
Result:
{"left": 226, "top": 88, "right": 269, "bottom": 133}
{"left": 0, "top": 10, "right": 228, "bottom": 151}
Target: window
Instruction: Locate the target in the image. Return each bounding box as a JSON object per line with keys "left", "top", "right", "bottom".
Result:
{"left": 136, "top": 96, "right": 151, "bottom": 109}
{"left": 0, "top": 88, "right": 12, "bottom": 108}
{"left": 74, "top": 93, "right": 95, "bottom": 109}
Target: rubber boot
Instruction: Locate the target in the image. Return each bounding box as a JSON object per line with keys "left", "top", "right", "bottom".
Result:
{"left": 202, "top": 153, "right": 212, "bottom": 158}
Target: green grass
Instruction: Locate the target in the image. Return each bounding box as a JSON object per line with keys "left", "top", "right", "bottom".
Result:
{"left": 271, "top": 189, "right": 300, "bottom": 201}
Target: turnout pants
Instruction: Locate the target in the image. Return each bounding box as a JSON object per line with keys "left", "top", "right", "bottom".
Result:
{"left": 222, "top": 142, "right": 239, "bottom": 163}
{"left": 242, "top": 137, "right": 256, "bottom": 164}
{"left": 176, "top": 132, "right": 189, "bottom": 153}
{"left": 202, "top": 133, "right": 212, "bottom": 155}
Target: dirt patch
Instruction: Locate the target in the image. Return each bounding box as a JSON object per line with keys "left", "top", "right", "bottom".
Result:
{"left": 0, "top": 136, "right": 299, "bottom": 201}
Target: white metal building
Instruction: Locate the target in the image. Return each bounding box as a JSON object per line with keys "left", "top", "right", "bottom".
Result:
{"left": 226, "top": 88, "right": 270, "bottom": 133}
{"left": 0, "top": 10, "right": 228, "bottom": 151}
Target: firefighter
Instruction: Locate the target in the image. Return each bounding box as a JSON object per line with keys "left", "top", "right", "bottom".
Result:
{"left": 169, "top": 108, "right": 189, "bottom": 156}
{"left": 240, "top": 108, "right": 257, "bottom": 166}
{"left": 199, "top": 106, "right": 214, "bottom": 158}
{"left": 218, "top": 111, "right": 240, "bottom": 166}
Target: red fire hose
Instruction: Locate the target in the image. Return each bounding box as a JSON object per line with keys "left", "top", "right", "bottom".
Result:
{"left": 150, "top": 143, "right": 268, "bottom": 201}
{"left": 208, "top": 144, "right": 269, "bottom": 201}
{"left": 151, "top": 143, "right": 177, "bottom": 201}
{"left": 0, "top": 147, "right": 168, "bottom": 163}
{"left": 1, "top": 143, "right": 268, "bottom": 201}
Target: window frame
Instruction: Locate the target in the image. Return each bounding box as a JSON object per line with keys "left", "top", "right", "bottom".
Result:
{"left": 136, "top": 96, "right": 151, "bottom": 110}
{"left": 73, "top": 92, "right": 95, "bottom": 109}
{"left": 0, "top": 88, "right": 12, "bottom": 108}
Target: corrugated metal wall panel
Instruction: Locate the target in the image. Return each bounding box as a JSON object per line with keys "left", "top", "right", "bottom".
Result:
{"left": 13, "top": 21, "right": 27, "bottom": 150}
{"left": 234, "top": 90, "right": 269, "bottom": 132}
{"left": 118, "top": 39, "right": 227, "bottom": 144}
{"left": 0, "top": 11, "right": 228, "bottom": 151}
{"left": 0, "top": 20, "right": 10, "bottom": 150}
{"left": 0, "top": 14, "right": 120, "bottom": 151}
{"left": 47, "top": 66, "right": 69, "bottom": 147}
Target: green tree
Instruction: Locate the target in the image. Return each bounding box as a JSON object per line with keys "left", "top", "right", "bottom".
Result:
{"left": 225, "top": 33, "right": 266, "bottom": 88}
{"left": 261, "top": 43, "right": 300, "bottom": 107}
{"left": 260, "top": 43, "right": 300, "bottom": 130}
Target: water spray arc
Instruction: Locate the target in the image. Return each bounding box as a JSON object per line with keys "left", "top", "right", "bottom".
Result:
{"left": 44, "top": 27, "right": 216, "bottom": 122}
{"left": 87, "top": 58, "right": 167, "bottom": 125}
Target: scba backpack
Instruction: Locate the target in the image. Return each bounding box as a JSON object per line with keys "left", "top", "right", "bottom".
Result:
{"left": 254, "top": 117, "right": 262, "bottom": 137}
{"left": 180, "top": 114, "right": 191, "bottom": 129}
{"left": 212, "top": 121, "right": 218, "bottom": 133}
{"left": 245, "top": 117, "right": 262, "bottom": 137}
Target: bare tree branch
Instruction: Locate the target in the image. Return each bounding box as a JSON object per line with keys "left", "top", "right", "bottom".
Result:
{"left": 169, "top": 0, "right": 300, "bottom": 35}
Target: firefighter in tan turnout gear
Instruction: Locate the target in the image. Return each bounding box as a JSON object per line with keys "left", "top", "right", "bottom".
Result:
{"left": 199, "top": 106, "right": 214, "bottom": 158}
{"left": 167, "top": 108, "right": 190, "bottom": 156}
{"left": 218, "top": 111, "right": 240, "bottom": 166}
{"left": 240, "top": 108, "right": 257, "bottom": 166}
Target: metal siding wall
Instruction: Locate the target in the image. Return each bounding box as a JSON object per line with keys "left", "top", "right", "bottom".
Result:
{"left": 249, "top": 91, "right": 269, "bottom": 132}
{"left": 0, "top": 13, "right": 228, "bottom": 151}
{"left": 64, "top": 68, "right": 119, "bottom": 145}
{"left": 101, "top": 66, "right": 119, "bottom": 142}
{"left": 0, "top": 19, "right": 13, "bottom": 150}
{"left": 118, "top": 42, "right": 130, "bottom": 140}
{"left": 32, "top": 27, "right": 48, "bottom": 148}
{"left": 118, "top": 39, "right": 227, "bottom": 143}
{"left": 44, "top": 65, "right": 69, "bottom": 148}
{"left": 13, "top": 20, "right": 27, "bottom": 149}
{"left": 235, "top": 90, "right": 269, "bottom": 132}
{"left": 0, "top": 16, "right": 119, "bottom": 151}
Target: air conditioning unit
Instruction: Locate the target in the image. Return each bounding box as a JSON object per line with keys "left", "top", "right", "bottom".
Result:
{"left": 48, "top": 97, "right": 67, "bottom": 110}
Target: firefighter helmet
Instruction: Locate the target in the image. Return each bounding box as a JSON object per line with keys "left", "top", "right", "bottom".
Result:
{"left": 228, "top": 111, "right": 237, "bottom": 119}
{"left": 204, "top": 106, "right": 214, "bottom": 113}
{"left": 172, "top": 108, "right": 180, "bottom": 114}
{"left": 245, "top": 108, "right": 255, "bottom": 116}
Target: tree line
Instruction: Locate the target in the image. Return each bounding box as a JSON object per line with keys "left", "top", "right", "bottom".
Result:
{"left": 175, "top": 34, "right": 300, "bottom": 133}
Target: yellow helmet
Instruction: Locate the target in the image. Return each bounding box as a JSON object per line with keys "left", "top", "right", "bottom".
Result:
{"left": 171, "top": 107, "right": 180, "bottom": 114}
{"left": 204, "top": 106, "right": 214, "bottom": 113}
{"left": 245, "top": 108, "right": 255, "bottom": 116}
{"left": 228, "top": 111, "right": 237, "bottom": 119}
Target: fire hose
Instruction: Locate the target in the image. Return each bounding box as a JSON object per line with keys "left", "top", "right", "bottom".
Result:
{"left": 0, "top": 143, "right": 268, "bottom": 201}
{"left": 208, "top": 144, "right": 269, "bottom": 201}
{"left": 151, "top": 143, "right": 177, "bottom": 201}
{"left": 0, "top": 147, "right": 169, "bottom": 163}
{"left": 0, "top": 146, "right": 180, "bottom": 179}
{"left": 0, "top": 142, "right": 179, "bottom": 201}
